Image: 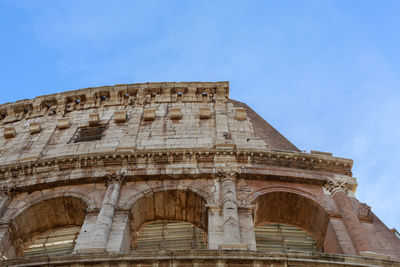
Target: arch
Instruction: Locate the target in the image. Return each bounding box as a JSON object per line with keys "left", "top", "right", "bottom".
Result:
{"left": 129, "top": 189, "right": 208, "bottom": 248}
{"left": 253, "top": 191, "right": 330, "bottom": 251}
{"left": 10, "top": 192, "right": 94, "bottom": 221}
{"left": 123, "top": 183, "right": 214, "bottom": 211}
{"left": 9, "top": 196, "right": 87, "bottom": 257}
{"left": 248, "top": 186, "right": 331, "bottom": 211}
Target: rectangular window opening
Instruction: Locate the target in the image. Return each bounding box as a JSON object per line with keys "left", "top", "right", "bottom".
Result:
{"left": 73, "top": 125, "right": 107, "bottom": 143}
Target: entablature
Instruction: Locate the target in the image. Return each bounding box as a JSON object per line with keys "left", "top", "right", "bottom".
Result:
{"left": 0, "top": 148, "right": 353, "bottom": 192}
{"left": 0, "top": 82, "right": 229, "bottom": 125}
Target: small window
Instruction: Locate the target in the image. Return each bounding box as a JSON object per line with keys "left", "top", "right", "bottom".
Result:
{"left": 73, "top": 125, "right": 107, "bottom": 143}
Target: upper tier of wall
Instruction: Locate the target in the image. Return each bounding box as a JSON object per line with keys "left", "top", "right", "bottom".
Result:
{"left": 0, "top": 82, "right": 353, "bottom": 180}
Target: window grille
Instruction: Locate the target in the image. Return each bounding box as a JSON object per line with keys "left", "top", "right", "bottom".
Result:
{"left": 23, "top": 226, "right": 80, "bottom": 257}
{"left": 72, "top": 125, "right": 107, "bottom": 143}
{"left": 135, "top": 222, "right": 206, "bottom": 251}
{"left": 255, "top": 224, "right": 316, "bottom": 253}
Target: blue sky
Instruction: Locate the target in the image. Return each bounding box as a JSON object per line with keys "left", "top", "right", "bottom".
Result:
{"left": 0, "top": 0, "right": 399, "bottom": 230}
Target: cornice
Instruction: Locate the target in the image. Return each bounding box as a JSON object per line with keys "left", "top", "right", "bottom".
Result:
{"left": 0, "top": 148, "right": 352, "bottom": 184}
{"left": 0, "top": 81, "right": 229, "bottom": 125}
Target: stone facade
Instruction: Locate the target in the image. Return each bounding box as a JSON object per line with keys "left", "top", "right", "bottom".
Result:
{"left": 0, "top": 81, "right": 399, "bottom": 266}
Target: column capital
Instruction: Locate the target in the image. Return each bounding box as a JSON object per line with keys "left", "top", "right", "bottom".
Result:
{"left": 0, "top": 185, "right": 17, "bottom": 198}
{"left": 217, "top": 171, "right": 238, "bottom": 183}
{"left": 104, "top": 172, "right": 126, "bottom": 187}
{"left": 323, "top": 175, "right": 356, "bottom": 196}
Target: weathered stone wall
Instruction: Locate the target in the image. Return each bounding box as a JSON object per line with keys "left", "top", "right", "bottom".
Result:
{"left": 0, "top": 82, "right": 398, "bottom": 266}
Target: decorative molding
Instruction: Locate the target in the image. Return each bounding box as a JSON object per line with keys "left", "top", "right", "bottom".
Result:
{"left": 323, "top": 175, "right": 357, "bottom": 195}
{"left": 104, "top": 172, "right": 126, "bottom": 187}
{"left": 217, "top": 171, "right": 238, "bottom": 183}
{"left": 0, "top": 185, "right": 17, "bottom": 198}
{"left": 0, "top": 149, "right": 354, "bottom": 182}
{"left": 0, "top": 82, "right": 229, "bottom": 125}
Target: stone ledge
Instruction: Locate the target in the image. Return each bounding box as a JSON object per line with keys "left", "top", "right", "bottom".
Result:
{"left": 218, "top": 243, "right": 250, "bottom": 250}
{"left": 0, "top": 148, "right": 354, "bottom": 183}
{"left": 2, "top": 251, "right": 399, "bottom": 267}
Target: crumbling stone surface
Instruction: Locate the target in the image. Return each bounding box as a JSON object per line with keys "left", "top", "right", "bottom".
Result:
{"left": 0, "top": 81, "right": 398, "bottom": 266}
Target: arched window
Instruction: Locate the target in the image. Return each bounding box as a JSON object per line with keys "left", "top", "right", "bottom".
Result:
{"left": 130, "top": 190, "right": 208, "bottom": 250}
{"left": 8, "top": 197, "right": 87, "bottom": 258}
{"left": 255, "top": 224, "right": 316, "bottom": 253}
{"left": 135, "top": 222, "right": 206, "bottom": 251}
{"left": 253, "top": 191, "right": 330, "bottom": 252}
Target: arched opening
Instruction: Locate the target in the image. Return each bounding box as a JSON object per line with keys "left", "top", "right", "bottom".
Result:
{"left": 253, "top": 191, "right": 329, "bottom": 252}
{"left": 130, "top": 190, "right": 207, "bottom": 250}
{"left": 10, "top": 197, "right": 87, "bottom": 257}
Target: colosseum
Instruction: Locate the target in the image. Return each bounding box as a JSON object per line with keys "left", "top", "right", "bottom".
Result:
{"left": 0, "top": 81, "right": 399, "bottom": 266}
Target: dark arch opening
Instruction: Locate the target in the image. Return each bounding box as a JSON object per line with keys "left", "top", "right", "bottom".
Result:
{"left": 9, "top": 197, "right": 87, "bottom": 257}
{"left": 129, "top": 190, "right": 208, "bottom": 250}
{"left": 253, "top": 191, "right": 329, "bottom": 251}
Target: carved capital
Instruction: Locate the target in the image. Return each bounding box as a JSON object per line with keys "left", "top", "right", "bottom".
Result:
{"left": 0, "top": 185, "right": 17, "bottom": 198}
{"left": 104, "top": 172, "right": 126, "bottom": 187}
{"left": 323, "top": 175, "right": 357, "bottom": 195}
{"left": 217, "top": 171, "right": 238, "bottom": 183}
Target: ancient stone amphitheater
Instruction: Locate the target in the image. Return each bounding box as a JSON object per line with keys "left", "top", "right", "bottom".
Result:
{"left": 0, "top": 82, "right": 399, "bottom": 266}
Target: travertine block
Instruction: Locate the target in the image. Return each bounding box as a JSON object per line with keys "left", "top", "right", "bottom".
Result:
{"left": 143, "top": 109, "right": 155, "bottom": 121}
{"left": 114, "top": 111, "right": 127, "bottom": 123}
{"left": 235, "top": 108, "right": 247, "bottom": 121}
{"left": 29, "top": 122, "right": 41, "bottom": 134}
{"left": 4, "top": 127, "right": 16, "bottom": 139}
{"left": 169, "top": 107, "right": 182, "bottom": 120}
{"left": 57, "top": 118, "right": 70, "bottom": 129}
{"left": 199, "top": 107, "right": 211, "bottom": 119}
{"left": 89, "top": 113, "right": 100, "bottom": 126}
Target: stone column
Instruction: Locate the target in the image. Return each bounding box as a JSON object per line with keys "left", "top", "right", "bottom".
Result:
{"left": 332, "top": 190, "right": 373, "bottom": 255}
{"left": 325, "top": 176, "right": 373, "bottom": 255}
{"left": 219, "top": 171, "right": 241, "bottom": 246}
{"left": 83, "top": 173, "right": 125, "bottom": 252}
